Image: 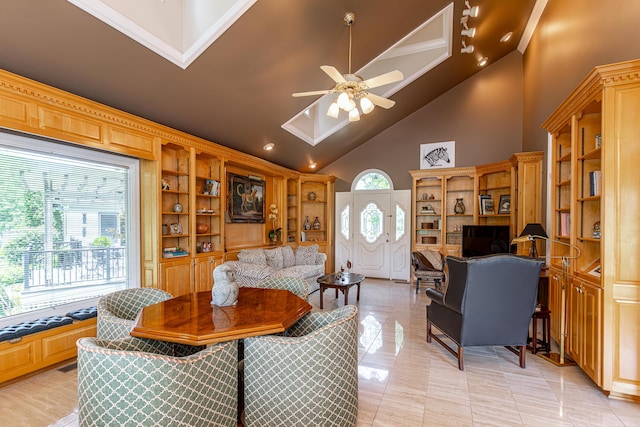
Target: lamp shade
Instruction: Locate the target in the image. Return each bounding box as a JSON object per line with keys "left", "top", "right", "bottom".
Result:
{"left": 520, "top": 223, "right": 547, "bottom": 238}
{"left": 520, "top": 223, "right": 547, "bottom": 258}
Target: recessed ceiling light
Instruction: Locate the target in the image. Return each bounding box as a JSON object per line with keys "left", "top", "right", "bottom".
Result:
{"left": 309, "top": 162, "right": 317, "bottom": 169}
{"left": 500, "top": 32, "right": 513, "bottom": 43}
{"left": 478, "top": 57, "right": 488, "bottom": 67}
{"left": 263, "top": 143, "right": 275, "bottom": 151}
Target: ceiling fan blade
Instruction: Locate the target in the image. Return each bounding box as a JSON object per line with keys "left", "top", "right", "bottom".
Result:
{"left": 320, "top": 65, "right": 347, "bottom": 83}
{"left": 364, "top": 93, "right": 395, "bottom": 109}
{"left": 292, "top": 90, "right": 332, "bottom": 97}
{"left": 362, "top": 70, "right": 404, "bottom": 89}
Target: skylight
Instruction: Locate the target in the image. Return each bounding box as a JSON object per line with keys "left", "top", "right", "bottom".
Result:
{"left": 67, "top": 0, "right": 257, "bottom": 69}
{"left": 282, "top": 3, "right": 453, "bottom": 146}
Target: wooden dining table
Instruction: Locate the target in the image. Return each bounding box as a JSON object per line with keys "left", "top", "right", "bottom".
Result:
{"left": 130, "top": 287, "right": 312, "bottom": 346}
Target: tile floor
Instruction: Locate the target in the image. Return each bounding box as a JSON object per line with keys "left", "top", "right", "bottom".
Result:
{"left": 1, "top": 278, "right": 639, "bottom": 426}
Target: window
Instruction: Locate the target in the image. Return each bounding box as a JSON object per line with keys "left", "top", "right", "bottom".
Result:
{"left": 0, "top": 132, "right": 140, "bottom": 326}
{"left": 354, "top": 171, "right": 392, "bottom": 190}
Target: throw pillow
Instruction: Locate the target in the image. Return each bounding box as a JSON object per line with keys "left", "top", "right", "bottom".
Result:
{"left": 295, "top": 244, "right": 318, "bottom": 266}
{"left": 264, "top": 248, "right": 284, "bottom": 270}
{"left": 281, "top": 245, "right": 296, "bottom": 268}
{"left": 238, "top": 249, "right": 267, "bottom": 266}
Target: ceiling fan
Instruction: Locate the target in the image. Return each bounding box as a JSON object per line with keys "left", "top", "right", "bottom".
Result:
{"left": 292, "top": 12, "right": 404, "bottom": 122}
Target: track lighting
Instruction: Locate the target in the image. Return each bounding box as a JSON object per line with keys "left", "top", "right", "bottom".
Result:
{"left": 461, "top": 40, "right": 474, "bottom": 54}
{"left": 461, "top": 27, "right": 476, "bottom": 38}
{"left": 462, "top": 1, "right": 479, "bottom": 18}
{"left": 478, "top": 57, "right": 488, "bottom": 67}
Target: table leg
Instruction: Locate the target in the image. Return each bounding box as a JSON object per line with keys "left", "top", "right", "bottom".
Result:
{"left": 344, "top": 287, "right": 349, "bottom": 305}
{"left": 335, "top": 288, "right": 338, "bottom": 298}
{"left": 319, "top": 286, "right": 325, "bottom": 309}
{"left": 356, "top": 283, "right": 361, "bottom": 301}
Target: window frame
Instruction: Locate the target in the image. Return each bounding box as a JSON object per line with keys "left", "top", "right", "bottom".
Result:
{"left": 0, "top": 131, "right": 140, "bottom": 327}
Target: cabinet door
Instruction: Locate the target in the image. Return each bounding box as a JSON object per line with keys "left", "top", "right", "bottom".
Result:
{"left": 567, "top": 276, "right": 581, "bottom": 362}
{"left": 567, "top": 277, "right": 602, "bottom": 384}
{"left": 581, "top": 281, "right": 601, "bottom": 383}
{"left": 194, "top": 255, "right": 222, "bottom": 292}
{"left": 548, "top": 268, "right": 562, "bottom": 342}
{"left": 161, "top": 259, "right": 193, "bottom": 296}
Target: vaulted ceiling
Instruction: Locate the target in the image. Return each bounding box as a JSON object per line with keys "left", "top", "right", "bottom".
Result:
{"left": 0, "top": 0, "right": 537, "bottom": 172}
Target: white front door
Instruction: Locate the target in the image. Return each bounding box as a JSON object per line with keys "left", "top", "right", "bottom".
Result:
{"left": 353, "top": 192, "right": 390, "bottom": 278}
{"left": 339, "top": 190, "right": 409, "bottom": 280}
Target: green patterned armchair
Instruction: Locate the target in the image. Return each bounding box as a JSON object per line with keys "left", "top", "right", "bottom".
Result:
{"left": 77, "top": 337, "right": 238, "bottom": 427}
{"left": 243, "top": 305, "right": 359, "bottom": 427}
{"left": 254, "top": 276, "right": 310, "bottom": 300}
{"left": 97, "top": 288, "right": 172, "bottom": 340}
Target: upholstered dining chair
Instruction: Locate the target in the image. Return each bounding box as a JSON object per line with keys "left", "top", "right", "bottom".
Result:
{"left": 411, "top": 250, "right": 446, "bottom": 293}
{"left": 254, "top": 276, "right": 310, "bottom": 300}
{"left": 96, "top": 288, "right": 172, "bottom": 340}
{"left": 77, "top": 337, "right": 238, "bottom": 427}
{"left": 242, "top": 305, "right": 359, "bottom": 427}
{"left": 426, "top": 254, "right": 543, "bottom": 370}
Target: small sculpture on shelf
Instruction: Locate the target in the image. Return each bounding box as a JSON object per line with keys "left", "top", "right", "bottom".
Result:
{"left": 303, "top": 216, "right": 311, "bottom": 230}
{"left": 313, "top": 216, "right": 321, "bottom": 230}
{"left": 212, "top": 264, "right": 239, "bottom": 307}
{"left": 454, "top": 198, "right": 465, "bottom": 214}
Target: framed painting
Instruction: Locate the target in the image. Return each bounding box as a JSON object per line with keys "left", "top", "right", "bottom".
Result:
{"left": 498, "top": 194, "right": 511, "bottom": 214}
{"left": 420, "top": 141, "right": 455, "bottom": 169}
{"left": 227, "top": 173, "right": 265, "bottom": 223}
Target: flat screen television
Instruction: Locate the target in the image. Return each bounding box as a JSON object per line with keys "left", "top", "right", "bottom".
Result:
{"left": 462, "top": 225, "right": 511, "bottom": 258}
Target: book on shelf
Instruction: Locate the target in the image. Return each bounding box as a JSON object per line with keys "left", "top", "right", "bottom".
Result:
{"left": 163, "top": 251, "right": 189, "bottom": 258}
{"left": 481, "top": 197, "right": 495, "bottom": 215}
{"left": 203, "top": 179, "right": 220, "bottom": 196}
{"left": 559, "top": 212, "right": 570, "bottom": 237}
{"left": 589, "top": 170, "right": 602, "bottom": 196}
{"left": 478, "top": 194, "right": 491, "bottom": 215}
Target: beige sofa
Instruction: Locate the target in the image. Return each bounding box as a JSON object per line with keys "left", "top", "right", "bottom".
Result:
{"left": 224, "top": 244, "right": 326, "bottom": 294}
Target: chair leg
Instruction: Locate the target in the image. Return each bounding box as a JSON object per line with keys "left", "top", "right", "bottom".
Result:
{"left": 519, "top": 345, "right": 526, "bottom": 368}
{"left": 458, "top": 346, "right": 464, "bottom": 371}
{"left": 416, "top": 277, "right": 420, "bottom": 294}
{"left": 426, "top": 318, "right": 432, "bottom": 343}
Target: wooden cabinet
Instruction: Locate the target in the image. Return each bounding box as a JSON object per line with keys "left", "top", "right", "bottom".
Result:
{"left": 543, "top": 59, "right": 640, "bottom": 399}
{"left": 194, "top": 255, "right": 223, "bottom": 292}
{"left": 409, "top": 153, "right": 542, "bottom": 256}
{"left": 567, "top": 278, "right": 601, "bottom": 382}
{"left": 295, "top": 174, "right": 335, "bottom": 273}
{"left": 157, "top": 142, "right": 225, "bottom": 295}
{"left": 160, "top": 258, "right": 193, "bottom": 297}
{"left": 0, "top": 318, "right": 96, "bottom": 383}
{"left": 160, "top": 142, "right": 191, "bottom": 261}
{"left": 286, "top": 178, "right": 299, "bottom": 244}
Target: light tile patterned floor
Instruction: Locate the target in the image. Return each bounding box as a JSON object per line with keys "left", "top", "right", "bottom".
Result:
{"left": 1, "top": 278, "right": 639, "bottom": 426}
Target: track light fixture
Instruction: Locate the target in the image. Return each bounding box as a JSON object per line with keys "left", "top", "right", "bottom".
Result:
{"left": 462, "top": 1, "right": 479, "bottom": 18}
{"left": 461, "top": 19, "right": 476, "bottom": 38}
{"left": 461, "top": 40, "right": 474, "bottom": 54}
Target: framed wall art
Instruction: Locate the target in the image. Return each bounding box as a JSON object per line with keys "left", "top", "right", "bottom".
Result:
{"left": 420, "top": 141, "right": 455, "bottom": 169}
{"left": 498, "top": 194, "right": 511, "bottom": 214}
{"left": 227, "top": 173, "right": 265, "bottom": 223}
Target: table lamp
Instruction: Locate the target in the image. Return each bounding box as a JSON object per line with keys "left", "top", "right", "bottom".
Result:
{"left": 517, "top": 223, "right": 547, "bottom": 258}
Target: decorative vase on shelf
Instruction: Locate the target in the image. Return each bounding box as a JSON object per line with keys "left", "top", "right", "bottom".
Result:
{"left": 313, "top": 216, "right": 321, "bottom": 230}
{"left": 454, "top": 198, "right": 465, "bottom": 214}
{"left": 303, "top": 216, "right": 311, "bottom": 230}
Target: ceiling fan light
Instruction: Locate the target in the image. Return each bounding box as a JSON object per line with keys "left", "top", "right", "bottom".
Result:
{"left": 360, "top": 97, "right": 375, "bottom": 114}
{"left": 344, "top": 99, "right": 356, "bottom": 112}
{"left": 327, "top": 102, "right": 340, "bottom": 118}
{"left": 349, "top": 108, "right": 360, "bottom": 122}
{"left": 337, "top": 91, "right": 351, "bottom": 110}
